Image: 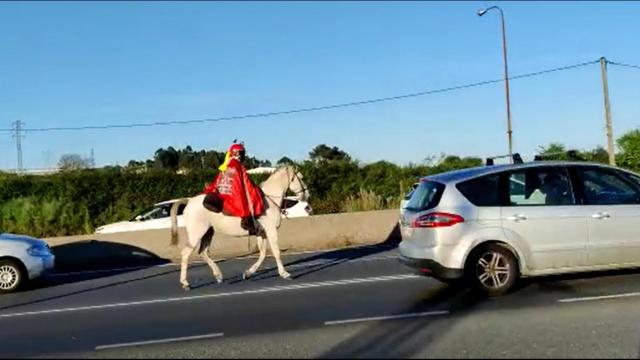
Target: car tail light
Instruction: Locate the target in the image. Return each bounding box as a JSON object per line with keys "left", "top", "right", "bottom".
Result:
{"left": 412, "top": 212, "right": 464, "bottom": 228}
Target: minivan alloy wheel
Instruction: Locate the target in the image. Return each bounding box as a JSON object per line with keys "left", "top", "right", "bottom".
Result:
{"left": 476, "top": 251, "right": 511, "bottom": 289}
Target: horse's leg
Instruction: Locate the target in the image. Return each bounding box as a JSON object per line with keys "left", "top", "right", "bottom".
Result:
{"left": 180, "top": 245, "right": 195, "bottom": 290}
{"left": 201, "top": 250, "right": 224, "bottom": 284}
{"left": 181, "top": 209, "right": 211, "bottom": 289}
{"left": 266, "top": 229, "right": 291, "bottom": 280}
{"left": 243, "top": 236, "right": 267, "bottom": 279}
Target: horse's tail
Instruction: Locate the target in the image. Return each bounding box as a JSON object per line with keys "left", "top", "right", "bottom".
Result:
{"left": 170, "top": 198, "right": 190, "bottom": 246}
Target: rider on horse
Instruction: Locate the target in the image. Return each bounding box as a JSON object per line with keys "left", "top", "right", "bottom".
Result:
{"left": 202, "top": 141, "right": 265, "bottom": 234}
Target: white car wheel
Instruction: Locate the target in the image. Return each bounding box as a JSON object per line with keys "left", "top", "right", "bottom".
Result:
{"left": 0, "top": 260, "right": 24, "bottom": 293}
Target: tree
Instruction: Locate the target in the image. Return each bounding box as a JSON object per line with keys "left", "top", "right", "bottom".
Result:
{"left": 309, "top": 144, "right": 351, "bottom": 162}
{"left": 277, "top": 156, "right": 295, "bottom": 166}
{"left": 154, "top": 147, "right": 180, "bottom": 172}
{"left": 58, "top": 154, "right": 91, "bottom": 171}
{"left": 434, "top": 155, "right": 483, "bottom": 172}
{"left": 537, "top": 143, "right": 568, "bottom": 160}
{"left": 617, "top": 129, "right": 640, "bottom": 170}
{"left": 581, "top": 146, "right": 609, "bottom": 164}
{"left": 177, "top": 146, "right": 199, "bottom": 172}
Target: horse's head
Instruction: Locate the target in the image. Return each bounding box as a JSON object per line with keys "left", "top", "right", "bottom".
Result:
{"left": 282, "top": 166, "right": 309, "bottom": 202}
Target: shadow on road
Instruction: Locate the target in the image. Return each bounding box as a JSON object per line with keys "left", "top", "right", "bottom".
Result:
{"left": 18, "top": 239, "right": 173, "bottom": 289}
{"left": 320, "top": 284, "right": 485, "bottom": 358}
{"left": 236, "top": 224, "right": 402, "bottom": 283}
{"left": 0, "top": 240, "right": 183, "bottom": 311}
{"left": 52, "top": 239, "right": 170, "bottom": 272}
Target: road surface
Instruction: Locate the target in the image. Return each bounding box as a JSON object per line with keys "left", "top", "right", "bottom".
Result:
{"left": 1, "top": 242, "right": 640, "bottom": 358}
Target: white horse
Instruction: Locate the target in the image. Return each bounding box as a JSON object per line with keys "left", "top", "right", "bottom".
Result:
{"left": 170, "top": 166, "right": 309, "bottom": 290}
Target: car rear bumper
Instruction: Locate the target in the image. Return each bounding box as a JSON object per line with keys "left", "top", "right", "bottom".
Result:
{"left": 398, "top": 254, "right": 463, "bottom": 280}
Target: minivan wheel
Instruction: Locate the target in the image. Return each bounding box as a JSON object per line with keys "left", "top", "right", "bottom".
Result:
{"left": 0, "top": 259, "right": 25, "bottom": 293}
{"left": 465, "top": 244, "right": 518, "bottom": 297}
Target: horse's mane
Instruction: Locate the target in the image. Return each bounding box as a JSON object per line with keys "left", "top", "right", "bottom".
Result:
{"left": 259, "top": 166, "right": 290, "bottom": 187}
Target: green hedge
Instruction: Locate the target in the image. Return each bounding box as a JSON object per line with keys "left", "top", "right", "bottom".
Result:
{"left": 0, "top": 159, "right": 481, "bottom": 237}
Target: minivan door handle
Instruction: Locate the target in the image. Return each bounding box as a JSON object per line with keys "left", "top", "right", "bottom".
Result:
{"left": 592, "top": 212, "right": 611, "bottom": 220}
{"left": 507, "top": 214, "right": 528, "bottom": 222}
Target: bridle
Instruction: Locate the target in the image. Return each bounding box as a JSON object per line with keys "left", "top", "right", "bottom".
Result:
{"left": 264, "top": 167, "right": 307, "bottom": 218}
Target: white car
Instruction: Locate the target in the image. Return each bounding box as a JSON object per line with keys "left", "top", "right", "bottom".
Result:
{"left": 95, "top": 199, "right": 187, "bottom": 234}
{"left": 281, "top": 196, "right": 313, "bottom": 218}
{"left": 95, "top": 196, "right": 312, "bottom": 234}
{"left": 0, "top": 233, "right": 55, "bottom": 293}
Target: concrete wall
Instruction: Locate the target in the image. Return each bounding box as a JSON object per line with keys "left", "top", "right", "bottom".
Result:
{"left": 45, "top": 209, "right": 401, "bottom": 265}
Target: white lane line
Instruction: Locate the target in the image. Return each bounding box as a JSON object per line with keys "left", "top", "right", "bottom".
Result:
{"left": 95, "top": 332, "right": 224, "bottom": 350}
{"left": 558, "top": 292, "right": 640, "bottom": 303}
{"left": 325, "top": 310, "right": 450, "bottom": 326}
{"left": 0, "top": 274, "right": 421, "bottom": 319}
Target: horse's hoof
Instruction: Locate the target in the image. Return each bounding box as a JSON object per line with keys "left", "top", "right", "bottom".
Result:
{"left": 281, "top": 273, "right": 292, "bottom": 280}
{"left": 242, "top": 271, "right": 252, "bottom": 280}
{"left": 216, "top": 277, "right": 224, "bottom": 284}
{"left": 182, "top": 285, "right": 191, "bottom": 291}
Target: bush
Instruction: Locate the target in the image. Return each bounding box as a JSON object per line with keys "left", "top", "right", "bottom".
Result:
{"left": 0, "top": 157, "right": 481, "bottom": 237}
{"left": 342, "top": 188, "right": 386, "bottom": 212}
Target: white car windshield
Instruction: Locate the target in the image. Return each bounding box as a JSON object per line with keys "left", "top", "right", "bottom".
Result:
{"left": 131, "top": 206, "right": 170, "bottom": 221}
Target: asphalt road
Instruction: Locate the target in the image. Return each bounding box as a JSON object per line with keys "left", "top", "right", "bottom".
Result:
{"left": 2, "top": 242, "right": 640, "bottom": 358}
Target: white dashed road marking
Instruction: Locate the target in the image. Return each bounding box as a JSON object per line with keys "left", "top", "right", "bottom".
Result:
{"left": 324, "top": 310, "right": 450, "bottom": 326}
{"left": 95, "top": 332, "right": 224, "bottom": 350}
{"left": 558, "top": 292, "right": 640, "bottom": 303}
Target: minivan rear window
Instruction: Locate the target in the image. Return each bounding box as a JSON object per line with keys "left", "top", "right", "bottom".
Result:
{"left": 404, "top": 180, "right": 445, "bottom": 211}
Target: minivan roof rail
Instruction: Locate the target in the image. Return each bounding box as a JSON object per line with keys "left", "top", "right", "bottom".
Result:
{"left": 485, "top": 153, "right": 523, "bottom": 166}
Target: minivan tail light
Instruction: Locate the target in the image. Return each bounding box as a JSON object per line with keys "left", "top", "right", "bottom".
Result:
{"left": 412, "top": 212, "right": 464, "bottom": 228}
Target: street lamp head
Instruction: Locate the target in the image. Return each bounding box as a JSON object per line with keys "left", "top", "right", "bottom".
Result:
{"left": 477, "top": 8, "right": 488, "bottom": 16}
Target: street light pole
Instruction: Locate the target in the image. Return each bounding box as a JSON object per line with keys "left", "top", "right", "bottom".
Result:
{"left": 478, "top": 6, "right": 513, "bottom": 162}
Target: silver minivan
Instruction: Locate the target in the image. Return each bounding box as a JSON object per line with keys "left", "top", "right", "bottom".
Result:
{"left": 399, "top": 161, "right": 640, "bottom": 296}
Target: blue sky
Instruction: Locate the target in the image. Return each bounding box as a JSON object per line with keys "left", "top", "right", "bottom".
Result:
{"left": 0, "top": 1, "right": 639, "bottom": 169}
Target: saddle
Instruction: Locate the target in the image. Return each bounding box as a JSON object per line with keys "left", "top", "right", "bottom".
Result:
{"left": 202, "top": 192, "right": 224, "bottom": 213}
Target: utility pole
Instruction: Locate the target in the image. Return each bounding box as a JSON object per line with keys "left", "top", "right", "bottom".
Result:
{"left": 11, "top": 120, "right": 26, "bottom": 173}
{"left": 90, "top": 148, "right": 95, "bottom": 168}
{"left": 600, "top": 57, "right": 616, "bottom": 166}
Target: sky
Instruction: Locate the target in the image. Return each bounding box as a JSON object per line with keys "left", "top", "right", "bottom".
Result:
{"left": 0, "top": 1, "right": 639, "bottom": 170}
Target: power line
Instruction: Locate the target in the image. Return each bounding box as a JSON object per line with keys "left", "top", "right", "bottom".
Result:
{"left": 1, "top": 59, "right": 600, "bottom": 134}
{"left": 608, "top": 60, "right": 640, "bottom": 71}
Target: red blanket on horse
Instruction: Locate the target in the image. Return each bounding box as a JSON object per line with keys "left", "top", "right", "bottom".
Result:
{"left": 203, "top": 158, "right": 265, "bottom": 218}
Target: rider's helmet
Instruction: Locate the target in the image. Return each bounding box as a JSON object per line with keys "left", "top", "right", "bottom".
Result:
{"left": 228, "top": 142, "right": 245, "bottom": 160}
{"left": 219, "top": 141, "right": 246, "bottom": 171}
{"left": 229, "top": 143, "right": 245, "bottom": 158}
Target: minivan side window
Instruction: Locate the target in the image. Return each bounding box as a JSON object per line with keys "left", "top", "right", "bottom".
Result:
{"left": 507, "top": 168, "right": 575, "bottom": 206}
{"left": 620, "top": 171, "right": 640, "bottom": 190}
{"left": 456, "top": 174, "right": 501, "bottom": 207}
{"left": 575, "top": 168, "right": 640, "bottom": 205}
